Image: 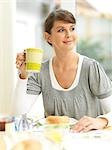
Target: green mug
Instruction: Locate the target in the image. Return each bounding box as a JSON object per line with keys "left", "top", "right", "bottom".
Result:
{"left": 25, "top": 48, "right": 43, "bottom": 72}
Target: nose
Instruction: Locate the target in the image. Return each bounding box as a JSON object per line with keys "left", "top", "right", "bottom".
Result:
{"left": 66, "top": 30, "right": 71, "bottom": 38}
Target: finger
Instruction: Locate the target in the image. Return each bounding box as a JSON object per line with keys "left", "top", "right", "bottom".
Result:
{"left": 71, "top": 123, "right": 85, "bottom": 133}
{"left": 78, "top": 116, "right": 91, "bottom": 122}
{"left": 72, "top": 119, "right": 94, "bottom": 133}
{"left": 76, "top": 118, "right": 91, "bottom": 128}
{"left": 16, "top": 61, "right": 25, "bottom": 69}
{"left": 16, "top": 60, "right": 24, "bottom": 66}
{"left": 77, "top": 116, "right": 89, "bottom": 125}
{"left": 16, "top": 53, "right": 25, "bottom": 61}
{"left": 80, "top": 120, "right": 92, "bottom": 129}
{"left": 79, "top": 116, "right": 96, "bottom": 127}
{"left": 83, "top": 124, "right": 96, "bottom": 132}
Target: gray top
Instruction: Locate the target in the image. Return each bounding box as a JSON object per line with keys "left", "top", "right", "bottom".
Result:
{"left": 27, "top": 56, "right": 112, "bottom": 120}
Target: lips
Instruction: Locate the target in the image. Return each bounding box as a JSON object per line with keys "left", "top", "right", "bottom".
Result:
{"left": 63, "top": 41, "right": 73, "bottom": 44}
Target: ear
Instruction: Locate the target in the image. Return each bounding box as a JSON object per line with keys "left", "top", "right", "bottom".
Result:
{"left": 44, "top": 32, "right": 52, "bottom": 44}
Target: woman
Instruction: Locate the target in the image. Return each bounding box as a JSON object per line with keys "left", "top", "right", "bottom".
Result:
{"left": 15, "top": 9, "right": 112, "bottom": 132}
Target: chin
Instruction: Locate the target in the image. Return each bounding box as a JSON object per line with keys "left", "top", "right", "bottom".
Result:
{"left": 66, "top": 46, "right": 75, "bottom": 51}
{"left": 66, "top": 43, "right": 75, "bottom": 49}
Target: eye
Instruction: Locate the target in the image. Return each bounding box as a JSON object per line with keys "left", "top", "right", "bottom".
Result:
{"left": 57, "top": 29, "right": 65, "bottom": 32}
{"left": 71, "top": 26, "right": 75, "bottom": 31}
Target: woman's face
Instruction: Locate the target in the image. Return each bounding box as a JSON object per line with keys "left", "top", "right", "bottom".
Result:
{"left": 45, "top": 21, "right": 77, "bottom": 52}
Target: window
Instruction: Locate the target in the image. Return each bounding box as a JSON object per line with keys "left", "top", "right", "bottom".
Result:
{"left": 76, "top": 0, "right": 112, "bottom": 80}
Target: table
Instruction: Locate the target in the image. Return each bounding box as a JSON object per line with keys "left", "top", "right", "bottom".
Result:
{"left": 0, "top": 126, "right": 112, "bottom": 150}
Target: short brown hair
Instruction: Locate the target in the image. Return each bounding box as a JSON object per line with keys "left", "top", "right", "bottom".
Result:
{"left": 44, "top": 9, "right": 76, "bottom": 34}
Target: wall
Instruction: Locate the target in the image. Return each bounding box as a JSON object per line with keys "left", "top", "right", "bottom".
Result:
{"left": 0, "top": 0, "right": 16, "bottom": 116}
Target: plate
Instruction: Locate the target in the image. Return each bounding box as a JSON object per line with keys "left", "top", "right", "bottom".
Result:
{"left": 38, "top": 117, "right": 77, "bottom": 125}
{"left": 69, "top": 118, "right": 78, "bottom": 125}
{"left": 32, "top": 117, "right": 78, "bottom": 132}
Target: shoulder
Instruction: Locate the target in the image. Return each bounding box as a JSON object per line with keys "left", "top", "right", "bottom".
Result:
{"left": 82, "top": 55, "right": 98, "bottom": 65}
{"left": 81, "top": 55, "right": 100, "bottom": 70}
{"left": 27, "top": 60, "right": 50, "bottom": 81}
{"left": 42, "top": 59, "right": 49, "bottom": 66}
{"left": 41, "top": 59, "right": 49, "bottom": 71}
{"left": 81, "top": 55, "right": 107, "bottom": 78}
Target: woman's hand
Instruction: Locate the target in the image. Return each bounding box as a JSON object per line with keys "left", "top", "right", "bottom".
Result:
{"left": 16, "top": 52, "right": 28, "bottom": 79}
{"left": 71, "top": 116, "right": 108, "bottom": 133}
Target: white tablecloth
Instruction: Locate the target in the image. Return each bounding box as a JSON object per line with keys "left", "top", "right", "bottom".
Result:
{"left": 1, "top": 129, "right": 112, "bottom": 150}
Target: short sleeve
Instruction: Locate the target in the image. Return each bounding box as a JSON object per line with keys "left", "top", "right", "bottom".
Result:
{"left": 89, "top": 61, "right": 112, "bottom": 99}
{"left": 26, "top": 72, "right": 42, "bottom": 95}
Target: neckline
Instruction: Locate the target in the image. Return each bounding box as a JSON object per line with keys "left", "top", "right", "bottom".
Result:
{"left": 49, "top": 54, "right": 84, "bottom": 91}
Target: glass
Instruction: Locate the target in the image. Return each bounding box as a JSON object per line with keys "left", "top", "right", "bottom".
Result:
{"left": 0, "top": 116, "right": 14, "bottom": 131}
{"left": 44, "top": 124, "right": 69, "bottom": 150}
{"left": 18, "top": 114, "right": 30, "bottom": 131}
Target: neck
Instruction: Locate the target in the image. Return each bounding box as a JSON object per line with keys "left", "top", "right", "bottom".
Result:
{"left": 53, "top": 51, "right": 79, "bottom": 69}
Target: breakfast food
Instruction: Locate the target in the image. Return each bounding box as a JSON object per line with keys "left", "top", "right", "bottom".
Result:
{"left": 0, "top": 136, "right": 6, "bottom": 150}
{"left": 12, "top": 139, "right": 42, "bottom": 150}
{"left": 46, "top": 116, "right": 69, "bottom": 124}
